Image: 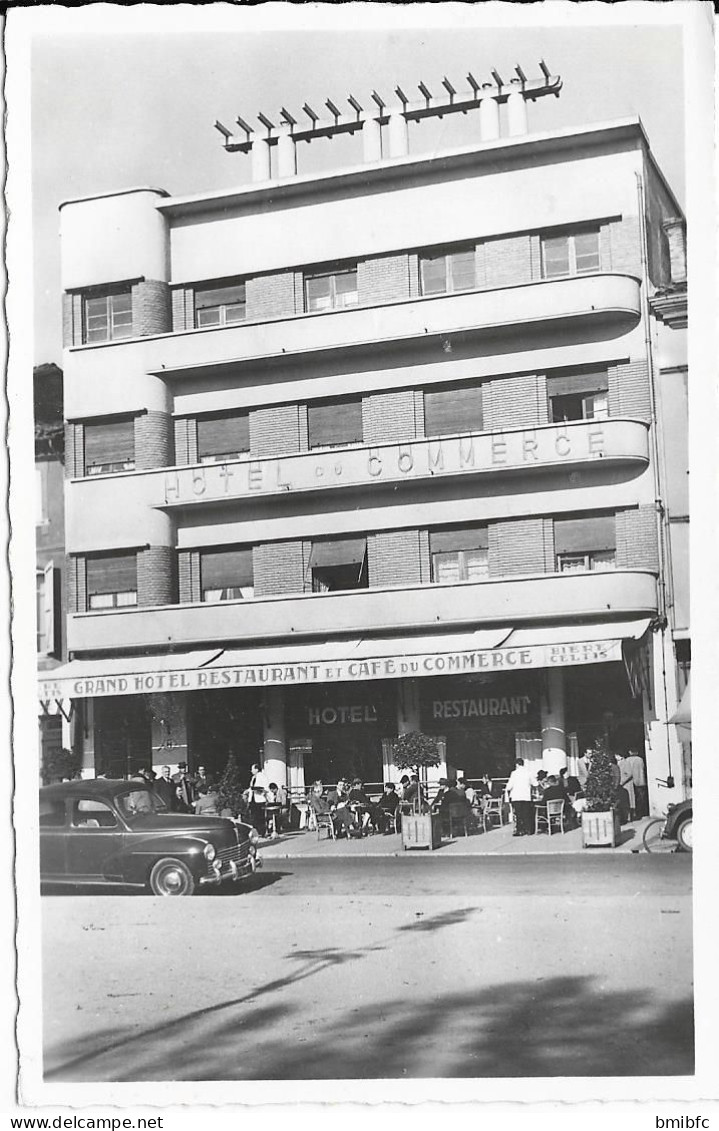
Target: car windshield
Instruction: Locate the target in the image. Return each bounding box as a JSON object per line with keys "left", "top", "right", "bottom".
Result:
{"left": 117, "top": 788, "right": 168, "bottom": 821}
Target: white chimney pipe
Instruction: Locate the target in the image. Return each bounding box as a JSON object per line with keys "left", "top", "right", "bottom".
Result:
{"left": 363, "top": 117, "right": 382, "bottom": 163}
{"left": 387, "top": 112, "right": 409, "bottom": 158}
{"left": 479, "top": 89, "right": 500, "bottom": 141}
{"left": 250, "top": 138, "right": 271, "bottom": 182}
{"left": 277, "top": 127, "right": 297, "bottom": 179}
{"left": 507, "top": 87, "right": 528, "bottom": 137}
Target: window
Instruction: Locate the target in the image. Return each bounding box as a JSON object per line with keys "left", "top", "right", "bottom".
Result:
{"left": 429, "top": 526, "right": 489, "bottom": 583}
{"left": 194, "top": 282, "right": 247, "bottom": 327}
{"left": 86, "top": 552, "right": 137, "bottom": 609}
{"left": 84, "top": 417, "right": 135, "bottom": 475}
{"left": 419, "top": 247, "right": 476, "bottom": 296}
{"left": 71, "top": 799, "right": 118, "bottom": 829}
{"left": 83, "top": 287, "right": 133, "bottom": 343}
{"left": 554, "top": 513, "right": 616, "bottom": 573}
{"left": 197, "top": 412, "right": 250, "bottom": 463}
{"left": 305, "top": 267, "right": 358, "bottom": 312}
{"left": 36, "top": 562, "right": 55, "bottom": 654}
{"left": 308, "top": 537, "right": 368, "bottom": 592}
{"left": 36, "top": 466, "right": 47, "bottom": 525}
{"left": 424, "top": 382, "right": 483, "bottom": 437}
{"left": 308, "top": 397, "right": 363, "bottom": 449}
{"left": 200, "top": 547, "right": 254, "bottom": 602}
{"left": 541, "top": 230, "right": 601, "bottom": 279}
{"left": 547, "top": 372, "right": 609, "bottom": 423}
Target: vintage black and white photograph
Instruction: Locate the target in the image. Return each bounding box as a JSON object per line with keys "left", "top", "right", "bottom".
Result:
{"left": 6, "top": 1, "right": 716, "bottom": 1115}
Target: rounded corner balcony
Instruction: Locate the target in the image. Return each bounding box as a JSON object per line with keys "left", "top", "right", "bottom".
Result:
{"left": 66, "top": 272, "right": 642, "bottom": 381}
{"left": 66, "top": 569, "right": 658, "bottom": 655}
{"left": 66, "top": 417, "right": 651, "bottom": 519}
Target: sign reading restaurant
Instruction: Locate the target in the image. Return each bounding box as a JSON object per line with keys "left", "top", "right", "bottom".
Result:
{"left": 39, "top": 638, "right": 622, "bottom": 702}
{"left": 163, "top": 425, "right": 610, "bottom": 505}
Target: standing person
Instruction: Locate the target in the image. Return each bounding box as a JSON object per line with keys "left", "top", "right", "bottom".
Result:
{"left": 247, "top": 761, "right": 270, "bottom": 835}
{"left": 626, "top": 748, "right": 648, "bottom": 818}
{"left": 155, "top": 765, "right": 176, "bottom": 810}
{"left": 404, "top": 773, "right": 426, "bottom": 812}
{"left": 505, "top": 757, "right": 534, "bottom": 837}
{"left": 172, "top": 762, "right": 194, "bottom": 810}
{"left": 398, "top": 775, "right": 411, "bottom": 801}
{"left": 377, "top": 783, "right": 400, "bottom": 834}
{"left": 576, "top": 749, "right": 592, "bottom": 790}
{"left": 194, "top": 765, "right": 211, "bottom": 794}
{"left": 615, "top": 752, "right": 636, "bottom": 820}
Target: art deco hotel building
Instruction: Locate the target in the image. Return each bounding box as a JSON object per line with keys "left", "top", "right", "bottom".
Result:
{"left": 39, "top": 65, "right": 691, "bottom": 813}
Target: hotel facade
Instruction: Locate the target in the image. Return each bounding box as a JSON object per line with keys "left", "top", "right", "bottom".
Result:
{"left": 39, "top": 68, "right": 690, "bottom": 814}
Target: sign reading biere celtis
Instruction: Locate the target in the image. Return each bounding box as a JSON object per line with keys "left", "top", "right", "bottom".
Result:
{"left": 163, "top": 426, "right": 608, "bottom": 505}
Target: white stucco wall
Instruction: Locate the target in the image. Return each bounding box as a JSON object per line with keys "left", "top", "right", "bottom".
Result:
{"left": 60, "top": 189, "right": 170, "bottom": 290}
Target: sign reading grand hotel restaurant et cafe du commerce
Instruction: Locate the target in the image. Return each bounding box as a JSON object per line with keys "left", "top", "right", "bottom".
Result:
{"left": 40, "top": 638, "right": 620, "bottom": 703}
{"left": 163, "top": 424, "right": 610, "bottom": 505}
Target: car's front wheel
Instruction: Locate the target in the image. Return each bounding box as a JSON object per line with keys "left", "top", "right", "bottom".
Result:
{"left": 675, "top": 816, "right": 693, "bottom": 853}
{"left": 149, "top": 858, "right": 196, "bottom": 896}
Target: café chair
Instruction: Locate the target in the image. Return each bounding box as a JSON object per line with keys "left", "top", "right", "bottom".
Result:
{"left": 315, "top": 811, "right": 335, "bottom": 842}
{"left": 442, "top": 803, "right": 470, "bottom": 839}
{"left": 482, "top": 796, "right": 506, "bottom": 833}
{"left": 535, "top": 797, "right": 566, "bottom": 836}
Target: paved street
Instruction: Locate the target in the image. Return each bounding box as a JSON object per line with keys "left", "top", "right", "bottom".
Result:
{"left": 42, "top": 854, "right": 692, "bottom": 1082}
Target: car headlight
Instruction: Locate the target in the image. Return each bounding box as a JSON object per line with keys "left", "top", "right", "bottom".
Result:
{"left": 248, "top": 828, "right": 260, "bottom": 845}
{"left": 203, "top": 843, "right": 217, "bottom": 862}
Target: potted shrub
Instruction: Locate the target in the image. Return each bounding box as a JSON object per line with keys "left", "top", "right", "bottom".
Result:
{"left": 392, "top": 732, "right": 442, "bottom": 851}
{"left": 581, "top": 739, "right": 622, "bottom": 848}
{"left": 216, "top": 754, "right": 249, "bottom": 821}
{"left": 41, "top": 746, "right": 81, "bottom": 786}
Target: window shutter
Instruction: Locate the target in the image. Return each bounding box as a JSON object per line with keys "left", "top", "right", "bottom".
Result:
{"left": 424, "top": 383, "right": 483, "bottom": 436}
{"left": 43, "top": 561, "right": 55, "bottom": 655}
{"left": 200, "top": 548, "right": 253, "bottom": 589}
{"left": 449, "top": 250, "right": 476, "bottom": 291}
{"left": 86, "top": 553, "right": 137, "bottom": 595}
{"left": 197, "top": 413, "right": 250, "bottom": 457}
{"left": 546, "top": 371, "right": 608, "bottom": 398}
{"left": 308, "top": 399, "right": 363, "bottom": 447}
{"left": 429, "top": 526, "right": 488, "bottom": 552}
{"left": 554, "top": 514, "right": 615, "bottom": 553}
{"left": 309, "top": 537, "right": 367, "bottom": 567}
{"left": 84, "top": 419, "right": 135, "bottom": 468}
{"left": 420, "top": 256, "right": 447, "bottom": 295}
{"left": 194, "top": 283, "right": 246, "bottom": 310}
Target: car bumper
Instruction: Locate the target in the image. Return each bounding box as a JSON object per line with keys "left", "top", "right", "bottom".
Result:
{"left": 200, "top": 848, "right": 262, "bottom": 886}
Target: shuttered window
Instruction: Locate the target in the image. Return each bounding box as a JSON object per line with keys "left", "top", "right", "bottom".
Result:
{"left": 542, "top": 230, "right": 600, "bottom": 279}
{"left": 83, "top": 288, "right": 133, "bottom": 343}
{"left": 86, "top": 553, "right": 137, "bottom": 609}
{"left": 197, "top": 412, "right": 250, "bottom": 462}
{"left": 555, "top": 514, "right": 616, "bottom": 573}
{"left": 308, "top": 398, "right": 363, "bottom": 449}
{"left": 424, "top": 382, "right": 483, "bottom": 436}
{"left": 84, "top": 418, "right": 135, "bottom": 475}
{"left": 200, "top": 547, "right": 254, "bottom": 602}
{"left": 547, "top": 371, "right": 609, "bottom": 424}
{"left": 194, "top": 282, "right": 246, "bottom": 327}
{"left": 429, "top": 526, "right": 488, "bottom": 583}
{"left": 419, "top": 248, "right": 476, "bottom": 296}
{"left": 309, "top": 537, "right": 368, "bottom": 592}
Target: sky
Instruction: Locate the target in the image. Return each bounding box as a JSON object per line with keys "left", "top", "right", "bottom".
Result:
{"left": 31, "top": 13, "right": 687, "bottom": 366}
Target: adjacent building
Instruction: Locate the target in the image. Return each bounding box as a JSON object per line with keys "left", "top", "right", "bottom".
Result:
{"left": 38, "top": 66, "right": 690, "bottom": 812}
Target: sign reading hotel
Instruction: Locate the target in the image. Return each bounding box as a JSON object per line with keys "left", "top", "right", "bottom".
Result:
{"left": 163, "top": 426, "right": 608, "bottom": 505}
{"left": 39, "top": 638, "right": 622, "bottom": 702}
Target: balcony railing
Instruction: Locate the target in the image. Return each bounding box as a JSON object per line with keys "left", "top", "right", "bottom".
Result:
{"left": 66, "top": 272, "right": 642, "bottom": 386}
{"left": 66, "top": 418, "right": 650, "bottom": 545}
{"left": 67, "top": 569, "right": 658, "bottom": 655}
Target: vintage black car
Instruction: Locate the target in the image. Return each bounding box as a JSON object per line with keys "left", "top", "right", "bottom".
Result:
{"left": 39, "top": 779, "right": 262, "bottom": 895}
{"left": 663, "top": 798, "right": 692, "bottom": 853}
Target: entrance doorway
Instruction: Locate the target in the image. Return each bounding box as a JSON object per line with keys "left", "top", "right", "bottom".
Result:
{"left": 187, "top": 688, "right": 262, "bottom": 783}
{"left": 303, "top": 730, "right": 384, "bottom": 787}
{"left": 95, "top": 695, "right": 151, "bottom": 778}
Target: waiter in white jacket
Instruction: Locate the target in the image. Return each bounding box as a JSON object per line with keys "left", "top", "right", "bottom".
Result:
{"left": 505, "top": 758, "right": 534, "bottom": 837}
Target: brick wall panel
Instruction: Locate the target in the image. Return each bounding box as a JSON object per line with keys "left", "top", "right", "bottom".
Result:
{"left": 178, "top": 550, "right": 201, "bottom": 603}
{"left": 137, "top": 546, "right": 176, "bottom": 607}
{"left": 368, "top": 529, "right": 423, "bottom": 588}
{"left": 408, "top": 254, "right": 421, "bottom": 298}
{"left": 358, "top": 255, "right": 412, "bottom": 304}
{"left": 66, "top": 556, "right": 86, "bottom": 616}
{"left": 65, "top": 423, "right": 83, "bottom": 479}
{"left": 250, "top": 405, "right": 302, "bottom": 457}
{"left": 484, "top": 374, "right": 547, "bottom": 430}
{"left": 173, "top": 418, "right": 197, "bottom": 466}
{"left": 609, "top": 360, "right": 651, "bottom": 420}
{"left": 363, "top": 390, "right": 417, "bottom": 444}
{"left": 482, "top": 235, "right": 534, "bottom": 289}
{"left": 253, "top": 541, "right": 306, "bottom": 597}
{"left": 132, "top": 280, "right": 171, "bottom": 337}
{"left": 246, "top": 272, "right": 299, "bottom": 320}
{"left": 171, "top": 286, "right": 194, "bottom": 332}
{"left": 490, "top": 518, "right": 550, "bottom": 577}
{"left": 135, "top": 411, "right": 173, "bottom": 470}
{"left": 616, "top": 506, "right": 659, "bottom": 572}
{"left": 608, "top": 217, "right": 642, "bottom": 277}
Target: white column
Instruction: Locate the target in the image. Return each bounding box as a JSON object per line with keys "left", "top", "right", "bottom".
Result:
{"left": 79, "top": 698, "right": 96, "bottom": 777}
{"left": 541, "top": 668, "right": 567, "bottom": 775}
{"left": 363, "top": 117, "right": 382, "bottom": 163}
{"left": 250, "top": 138, "right": 271, "bottom": 182}
{"left": 387, "top": 112, "right": 409, "bottom": 158}
{"left": 277, "top": 128, "right": 297, "bottom": 179}
{"left": 479, "top": 90, "right": 500, "bottom": 141}
{"left": 262, "top": 686, "right": 287, "bottom": 787}
{"left": 507, "top": 87, "right": 528, "bottom": 137}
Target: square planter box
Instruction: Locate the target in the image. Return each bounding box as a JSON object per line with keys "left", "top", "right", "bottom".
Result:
{"left": 581, "top": 810, "right": 622, "bottom": 848}
{"left": 402, "top": 812, "right": 442, "bottom": 851}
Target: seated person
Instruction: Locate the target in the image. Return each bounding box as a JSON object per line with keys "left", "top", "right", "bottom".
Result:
{"left": 458, "top": 777, "right": 476, "bottom": 807}
{"left": 323, "top": 779, "right": 354, "bottom": 835}
{"left": 398, "top": 775, "right": 411, "bottom": 801}
{"left": 532, "top": 770, "right": 549, "bottom": 799}
{"left": 540, "top": 775, "right": 567, "bottom": 802}
{"left": 348, "top": 778, "right": 379, "bottom": 831}
{"left": 431, "top": 777, "right": 450, "bottom": 813}
{"left": 193, "top": 784, "right": 220, "bottom": 816}
{"left": 377, "top": 782, "right": 399, "bottom": 833}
